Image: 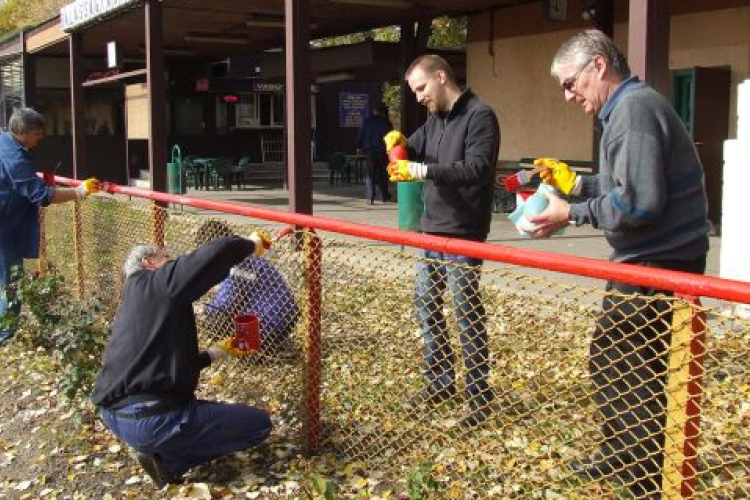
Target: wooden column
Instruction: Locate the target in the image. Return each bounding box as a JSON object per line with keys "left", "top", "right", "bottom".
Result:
{"left": 399, "top": 20, "right": 430, "bottom": 135}
{"left": 145, "top": 0, "right": 167, "bottom": 192}
{"left": 69, "top": 33, "right": 86, "bottom": 179}
{"left": 628, "top": 0, "right": 670, "bottom": 98}
{"left": 285, "top": 0, "right": 313, "bottom": 215}
{"left": 20, "top": 31, "right": 36, "bottom": 109}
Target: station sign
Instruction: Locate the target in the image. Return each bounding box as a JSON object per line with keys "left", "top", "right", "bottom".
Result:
{"left": 61, "top": 0, "right": 140, "bottom": 32}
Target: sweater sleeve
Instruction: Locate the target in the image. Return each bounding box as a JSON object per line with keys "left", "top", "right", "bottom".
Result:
{"left": 426, "top": 107, "right": 500, "bottom": 186}
{"left": 587, "top": 126, "right": 667, "bottom": 232}
{"left": 155, "top": 236, "right": 256, "bottom": 304}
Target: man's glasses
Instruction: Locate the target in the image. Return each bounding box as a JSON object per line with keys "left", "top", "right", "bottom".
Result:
{"left": 561, "top": 59, "right": 593, "bottom": 92}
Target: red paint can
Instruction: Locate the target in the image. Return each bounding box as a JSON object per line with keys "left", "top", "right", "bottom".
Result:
{"left": 233, "top": 314, "right": 261, "bottom": 352}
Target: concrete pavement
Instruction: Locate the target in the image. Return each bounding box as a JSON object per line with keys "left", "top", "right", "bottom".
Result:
{"left": 178, "top": 180, "right": 721, "bottom": 278}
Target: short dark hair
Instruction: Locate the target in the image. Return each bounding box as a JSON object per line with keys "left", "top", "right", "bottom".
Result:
{"left": 405, "top": 54, "right": 456, "bottom": 84}
{"left": 8, "top": 107, "right": 45, "bottom": 135}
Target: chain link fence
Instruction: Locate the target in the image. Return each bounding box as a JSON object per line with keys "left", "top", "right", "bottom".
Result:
{"left": 35, "top": 192, "right": 750, "bottom": 499}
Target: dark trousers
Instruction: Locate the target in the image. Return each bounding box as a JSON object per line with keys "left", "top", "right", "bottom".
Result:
{"left": 101, "top": 397, "right": 272, "bottom": 477}
{"left": 365, "top": 151, "right": 390, "bottom": 202}
{"left": 591, "top": 256, "right": 705, "bottom": 496}
{"left": 0, "top": 247, "right": 22, "bottom": 346}
{"left": 415, "top": 250, "right": 492, "bottom": 408}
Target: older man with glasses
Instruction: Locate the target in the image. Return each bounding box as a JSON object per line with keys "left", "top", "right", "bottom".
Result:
{"left": 0, "top": 107, "right": 99, "bottom": 346}
{"left": 529, "top": 30, "right": 709, "bottom": 499}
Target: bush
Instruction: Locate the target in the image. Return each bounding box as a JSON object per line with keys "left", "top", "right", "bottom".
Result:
{"left": 3, "top": 264, "right": 108, "bottom": 400}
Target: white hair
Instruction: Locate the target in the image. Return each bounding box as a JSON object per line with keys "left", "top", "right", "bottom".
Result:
{"left": 122, "top": 244, "right": 160, "bottom": 278}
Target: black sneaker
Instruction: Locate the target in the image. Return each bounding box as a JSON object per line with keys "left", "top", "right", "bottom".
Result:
{"left": 135, "top": 452, "right": 176, "bottom": 488}
{"left": 405, "top": 385, "right": 456, "bottom": 412}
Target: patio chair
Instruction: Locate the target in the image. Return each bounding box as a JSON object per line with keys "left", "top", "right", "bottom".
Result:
{"left": 207, "top": 157, "right": 234, "bottom": 190}
{"left": 231, "top": 156, "right": 251, "bottom": 189}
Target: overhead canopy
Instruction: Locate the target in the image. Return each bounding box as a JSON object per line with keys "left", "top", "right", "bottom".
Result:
{"left": 29, "top": 0, "right": 541, "bottom": 58}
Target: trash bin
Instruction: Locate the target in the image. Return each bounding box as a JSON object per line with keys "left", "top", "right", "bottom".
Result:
{"left": 167, "top": 145, "right": 185, "bottom": 194}
{"left": 397, "top": 181, "right": 424, "bottom": 232}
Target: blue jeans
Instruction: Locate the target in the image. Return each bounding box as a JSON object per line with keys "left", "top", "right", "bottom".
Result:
{"left": 100, "top": 398, "right": 272, "bottom": 477}
{"left": 414, "top": 250, "right": 492, "bottom": 407}
{"left": 0, "top": 247, "right": 22, "bottom": 346}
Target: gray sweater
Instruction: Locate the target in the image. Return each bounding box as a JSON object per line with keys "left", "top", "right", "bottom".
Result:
{"left": 569, "top": 77, "right": 709, "bottom": 263}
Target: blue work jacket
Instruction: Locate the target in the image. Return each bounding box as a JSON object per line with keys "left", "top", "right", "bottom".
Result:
{"left": 0, "top": 132, "right": 54, "bottom": 259}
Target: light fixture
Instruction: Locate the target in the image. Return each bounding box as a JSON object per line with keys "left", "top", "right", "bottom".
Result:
{"left": 581, "top": 6, "right": 596, "bottom": 21}
{"left": 329, "top": 0, "right": 411, "bottom": 8}
{"left": 184, "top": 34, "right": 249, "bottom": 45}
{"left": 315, "top": 72, "right": 355, "bottom": 83}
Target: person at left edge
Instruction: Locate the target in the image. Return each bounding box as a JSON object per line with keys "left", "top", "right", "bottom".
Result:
{"left": 0, "top": 107, "right": 100, "bottom": 347}
{"left": 92, "top": 233, "right": 273, "bottom": 488}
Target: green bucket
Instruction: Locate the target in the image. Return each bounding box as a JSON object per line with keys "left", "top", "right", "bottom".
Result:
{"left": 397, "top": 181, "right": 424, "bottom": 232}
{"left": 167, "top": 145, "right": 185, "bottom": 194}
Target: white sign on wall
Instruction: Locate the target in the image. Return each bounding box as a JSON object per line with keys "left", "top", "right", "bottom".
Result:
{"left": 61, "top": 0, "right": 140, "bottom": 32}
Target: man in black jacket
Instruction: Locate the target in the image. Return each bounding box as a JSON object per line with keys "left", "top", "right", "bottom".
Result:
{"left": 389, "top": 54, "right": 500, "bottom": 427}
{"left": 92, "top": 233, "right": 273, "bottom": 487}
{"left": 356, "top": 102, "right": 392, "bottom": 204}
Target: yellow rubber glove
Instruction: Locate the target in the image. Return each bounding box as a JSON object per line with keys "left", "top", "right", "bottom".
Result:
{"left": 248, "top": 231, "right": 272, "bottom": 257}
{"left": 535, "top": 158, "right": 578, "bottom": 195}
{"left": 75, "top": 177, "right": 101, "bottom": 199}
{"left": 383, "top": 130, "right": 407, "bottom": 153}
{"left": 208, "top": 337, "right": 256, "bottom": 359}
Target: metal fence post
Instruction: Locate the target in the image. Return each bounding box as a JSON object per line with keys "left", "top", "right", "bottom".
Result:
{"left": 662, "top": 294, "right": 706, "bottom": 499}
{"left": 38, "top": 173, "right": 56, "bottom": 276}
{"left": 151, "top": 200, "right": 166, "bottom": 247}
{"left": 304, "top": 228, "right": 322, "bottom": 454}
{"left": 73, "top": 200, "right": 85, "bottom": 299}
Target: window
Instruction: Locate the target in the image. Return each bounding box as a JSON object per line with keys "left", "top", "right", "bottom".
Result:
{"left": 236, "top": 94, "right": 259, "bottom": 128}
{"left": 235, "top": 93, "right": 284, "bottom": 128}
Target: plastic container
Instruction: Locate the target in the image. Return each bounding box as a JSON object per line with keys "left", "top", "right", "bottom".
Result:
{"left": 233, "top": 314, "right": 261, "bottom": 352}
{"left": 397, "top": 181, "right": 424, "bottom": 232}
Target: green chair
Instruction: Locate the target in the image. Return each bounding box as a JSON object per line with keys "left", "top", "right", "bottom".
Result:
{"left": 207, "top": 157, "right": 234, "bottom": 190}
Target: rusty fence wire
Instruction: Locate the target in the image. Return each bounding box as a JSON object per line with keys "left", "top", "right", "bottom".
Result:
{"left": 36, "top": 193, "right": 750, "bottom": 499}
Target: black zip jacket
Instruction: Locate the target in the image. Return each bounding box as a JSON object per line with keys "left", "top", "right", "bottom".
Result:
{"left": 407, "top": 89, "right": 500, "bottom": 240}
{"left": 91, "top": 237, "right": 255, "bottom": 408}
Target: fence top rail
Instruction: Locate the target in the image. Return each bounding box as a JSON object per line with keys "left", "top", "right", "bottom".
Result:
{"left": 50, "top": 175, "right": 750, "bottom": 305}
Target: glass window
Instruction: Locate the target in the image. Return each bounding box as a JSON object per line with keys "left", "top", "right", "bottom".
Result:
{"left": 236, "top": 94, "right": 259, "bottom": 128}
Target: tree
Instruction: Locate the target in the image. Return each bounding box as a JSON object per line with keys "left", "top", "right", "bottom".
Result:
{"left": 0, "top": 0, "right": 68, "bottom": 37}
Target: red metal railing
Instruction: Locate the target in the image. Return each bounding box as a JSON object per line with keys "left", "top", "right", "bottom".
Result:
{"left": 53, "top": 175, "right": 750, "bottom": 304}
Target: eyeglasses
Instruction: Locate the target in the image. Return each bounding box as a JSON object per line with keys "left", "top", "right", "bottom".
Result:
{"left": 561, "top": 59, "right": 593, "bottom": 92}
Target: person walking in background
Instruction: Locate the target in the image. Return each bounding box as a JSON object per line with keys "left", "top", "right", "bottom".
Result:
{"left": 0, "top": 107, "right": 99, "bottom": 346}
{"left": 356, "top": 102, "right": 392, "bottom": 204}
{"left": 529, "top": 30, "right": 709, "bottom": 498}
{"left": 92, "top": 233, "right": 273, "bottom": 488}
{"left": 388, "top": 54, "right": 500, "bottom": 428}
